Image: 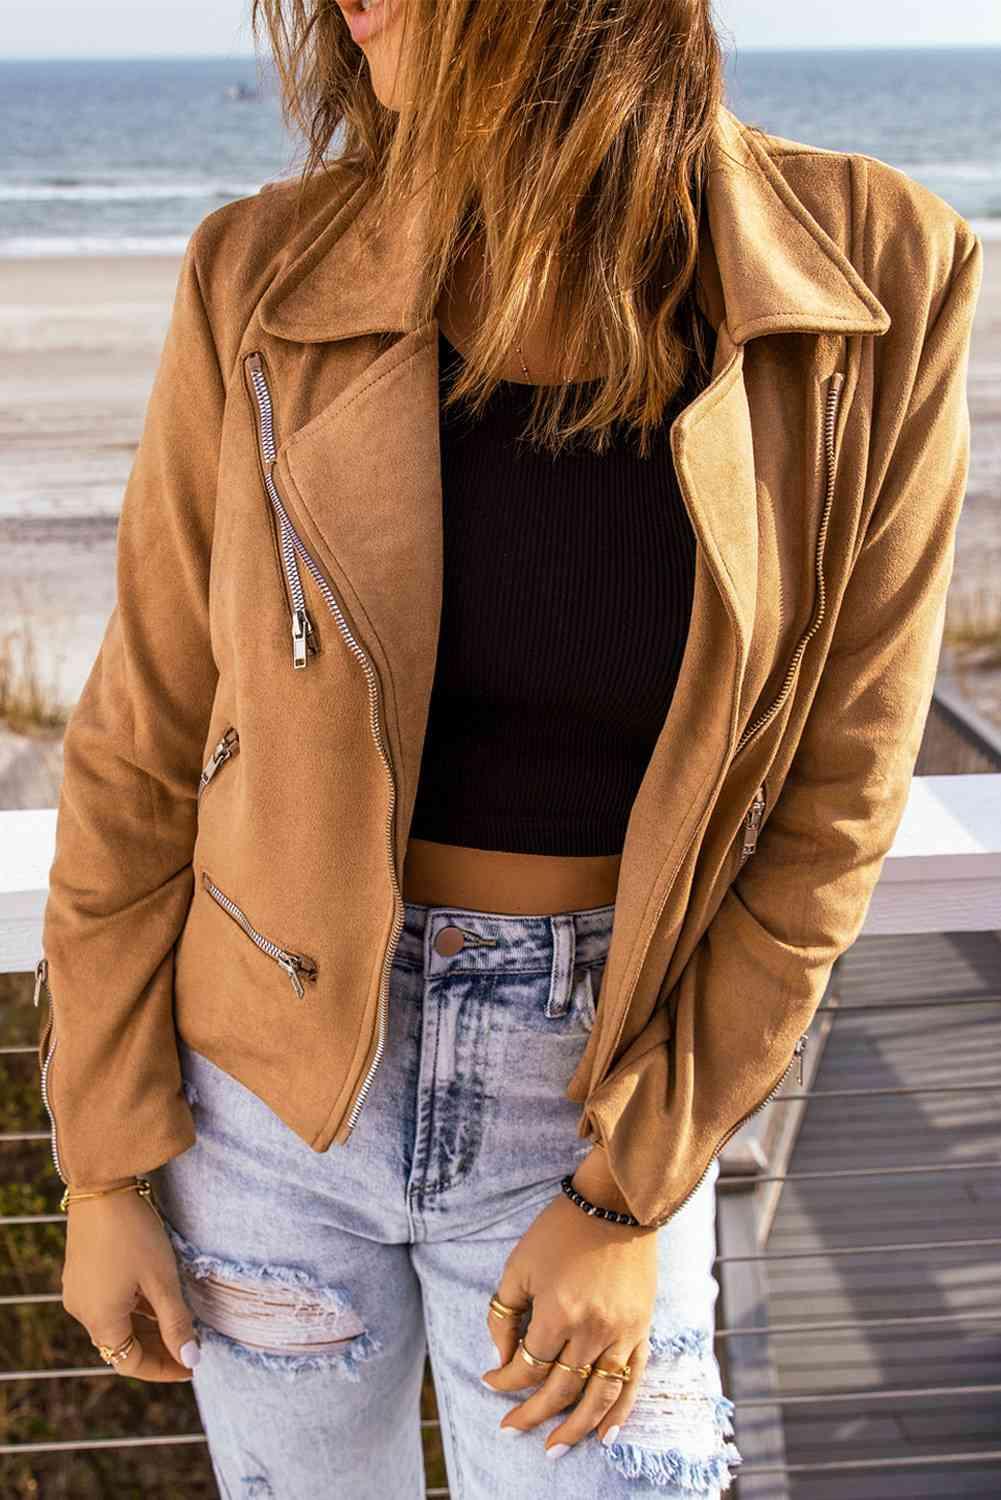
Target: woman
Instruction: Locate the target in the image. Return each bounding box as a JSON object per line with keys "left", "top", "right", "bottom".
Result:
{"left": 36, "top": 1, "right": 982, "bottom": 1496}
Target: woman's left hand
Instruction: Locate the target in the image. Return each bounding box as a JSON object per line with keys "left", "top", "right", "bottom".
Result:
{"left": 480, "top": 1148, "right": 659, "bottom": 1458}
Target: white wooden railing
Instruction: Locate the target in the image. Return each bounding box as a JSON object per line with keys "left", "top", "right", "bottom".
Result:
{"left": 3, "top": 774, "right": 1000, "bottom": 976}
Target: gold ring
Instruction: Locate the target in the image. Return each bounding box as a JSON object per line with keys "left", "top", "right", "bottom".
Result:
{"left": 489, "top": 1295, "right": 527, "bottom": 1320}
{"left": 94, "top": 1332, "right": 138, "bottom": 1368}
{"left": 517, "top": 1338, "right": 556, "bottom": 1370}
{"left": 590, "top": 1362, "right": 632, "bottom": 1382}
{"left": 489, "top": 1293, "right": 523, "bottom": 1315}
{"left": 553, "top": 1356, "right": 593, "bottom": 1380}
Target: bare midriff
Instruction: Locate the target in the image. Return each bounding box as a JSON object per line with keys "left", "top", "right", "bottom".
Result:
{"left": 402, "top": 837, "right": 621, "bottom": 915}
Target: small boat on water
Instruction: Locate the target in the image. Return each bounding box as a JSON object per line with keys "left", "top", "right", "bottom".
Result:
{"left": 224, "top": 83, "right": 258, "bottom": 102}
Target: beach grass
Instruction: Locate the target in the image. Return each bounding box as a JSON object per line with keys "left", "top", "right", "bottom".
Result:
{"left": 944, "top": 585, "right": 1001, "bottom": 668}
{"left": 0, "top": 618, "right": 70, "bottom": 736}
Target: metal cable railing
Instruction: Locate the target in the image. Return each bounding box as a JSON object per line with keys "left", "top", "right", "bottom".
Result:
{"left": 718, "top": 927, "right": 1001, "bottom": 1497}
{"left": 738, "top": 1453, "right": 1001, "bottom": 1476}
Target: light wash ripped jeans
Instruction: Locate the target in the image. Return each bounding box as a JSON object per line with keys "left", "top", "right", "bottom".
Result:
{"left": 148, "top": 898, "right": 742, "bottom": 1499}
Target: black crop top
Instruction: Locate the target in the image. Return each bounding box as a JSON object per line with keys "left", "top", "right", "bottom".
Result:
{"left": 408, "top": 324, "right": 712, "bottom": 857}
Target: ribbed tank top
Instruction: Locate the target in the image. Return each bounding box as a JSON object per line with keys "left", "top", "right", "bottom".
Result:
{"left": 408, "top": 323, "right": 712, "bottom": 856}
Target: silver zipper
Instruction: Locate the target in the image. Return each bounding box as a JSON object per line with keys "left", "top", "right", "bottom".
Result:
{"left": 34, "top": 956, "right": 66, "bottom": 1184}
{"left": 641, "top": 377, "right": 847, "bottom": 1226}
{"left": 732, "top": 371, "right": 846, "bottom": 758}
{"left": 197, "top": 726, "right": 240, "bottom": 799}
{"left": 245, "top": 352, "right": 318, "bottom": 670}
{"left": 737, "top": 784, "right": 766, "bottom": 866}
{"left": 202, "top": 871, "right": 318, "bottom": 999}
{"left": 652, "top": 1030, "right": 810, "bottom": 1228}
{"left": 243, "top": 350, "right": 404, "bottom": 1136}
{"left": 597, "top": 371, "right": 846, "bottom": 1161}
{"left": 594, "top": 372, "right": 846, "bottom": 1170}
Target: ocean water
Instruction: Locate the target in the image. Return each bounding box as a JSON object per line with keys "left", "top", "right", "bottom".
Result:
{"left": 0, "top": 46, "right": 998, "bottom": 256}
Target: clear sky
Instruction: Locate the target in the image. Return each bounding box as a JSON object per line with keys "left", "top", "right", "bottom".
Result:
{"left": 2, "top": 1, "right": 1000, "bottom": 59}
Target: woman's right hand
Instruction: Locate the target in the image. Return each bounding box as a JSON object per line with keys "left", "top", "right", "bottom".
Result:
{"left": 60, "top": 1180, "right": 201, "bottom": 1382}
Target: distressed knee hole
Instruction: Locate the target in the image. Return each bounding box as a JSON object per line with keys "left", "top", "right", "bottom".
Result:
{"left": 163, "top": 1221, "right": 382, "bottom": 1381}
{"left": 603, "top": 1324, "right": 742, "bottom": 1493}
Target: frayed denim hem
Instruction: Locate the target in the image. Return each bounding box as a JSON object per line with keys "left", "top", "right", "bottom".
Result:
{"left": 602, "top": 1439, "right": 743, "bottom": 1493}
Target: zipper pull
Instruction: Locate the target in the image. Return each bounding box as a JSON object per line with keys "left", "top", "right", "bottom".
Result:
{"left": 741, "top": 786, "right": 766, "bottom": 862}
{"left": 277, "top": 951, "right": 318, "bottom": 1000}
{"left": 291, "top": 608, "right": 314, "bottom": 670}
{"left": 794, "top": 1032, "right": 809, "bottom": 1088}
{"left": 199, "top": 726, "right": 240, "bottom": 793}
{"left": 33, "top": 956, "right": 48, "bottom": 1008}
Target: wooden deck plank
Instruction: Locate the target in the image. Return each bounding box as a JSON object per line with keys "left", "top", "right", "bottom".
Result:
{"left": 731, "top": 928, "right": 1001, "bottom": 1499}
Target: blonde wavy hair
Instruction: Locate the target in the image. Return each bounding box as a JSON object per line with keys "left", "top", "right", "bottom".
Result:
{"left": 250, "top": 0, "right": 726, "bottom": 456}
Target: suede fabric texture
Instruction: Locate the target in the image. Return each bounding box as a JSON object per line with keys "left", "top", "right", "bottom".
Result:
{"left": 38, "top": 102, "right": 983, "bottom": 1227}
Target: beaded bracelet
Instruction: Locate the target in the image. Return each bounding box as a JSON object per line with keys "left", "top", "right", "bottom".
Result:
{"left": 559, "top": 1172, "right": 641, "bottom": 1227}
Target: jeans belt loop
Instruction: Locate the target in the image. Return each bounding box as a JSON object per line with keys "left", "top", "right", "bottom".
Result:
{"left": 545, "top": 913, "right": 576, "bottom": 1018}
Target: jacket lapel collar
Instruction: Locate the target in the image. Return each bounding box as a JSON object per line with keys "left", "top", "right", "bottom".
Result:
{"left": 704, "top": 105, "right": 890, "bottom": 342}
{"left": 258, "top": 102, "right": 890, "bottom": 346}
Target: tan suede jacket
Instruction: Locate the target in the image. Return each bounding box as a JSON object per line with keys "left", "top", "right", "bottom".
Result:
{"left": 34, "top": 102, "right": 983, "bottom": 1228}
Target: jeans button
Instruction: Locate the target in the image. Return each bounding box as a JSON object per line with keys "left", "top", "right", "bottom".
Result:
{"left": 434, "top": 925, "right": 466, "bottom": 957}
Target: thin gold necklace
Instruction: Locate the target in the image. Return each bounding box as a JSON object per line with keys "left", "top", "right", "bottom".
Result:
{"left": 441, "top": 328, "right": 574, "bottom": 386}
{"left": 514, "top": 339, "right": 575, "bottom": 386}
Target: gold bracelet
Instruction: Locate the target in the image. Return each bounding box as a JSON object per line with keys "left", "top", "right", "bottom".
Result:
{"left": 61, "top": 1176, "right": 164, "bottom": 1228}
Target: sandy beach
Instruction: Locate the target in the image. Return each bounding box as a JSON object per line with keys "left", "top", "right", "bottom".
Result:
{"left": 0, "top": 256, "right": 184, "bottom": 706}
{"left": 1, "top": 239, "right": 999, "bottom": 743}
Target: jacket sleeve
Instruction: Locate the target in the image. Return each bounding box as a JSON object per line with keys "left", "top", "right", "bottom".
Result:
{"left": 578, "top": 218, "right": 984, "bottom": 1229}
{"left": 38, "top": 222, "right": 226, "bottom": 1189}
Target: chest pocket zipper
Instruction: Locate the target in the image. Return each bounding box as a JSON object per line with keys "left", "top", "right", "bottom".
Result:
{"left": 244, "top": 351, "right": 318, "bottom": 670}
{"left": 201, "top": 871, "right": 318, "bottom": 999}
{"left": 197, "top": 726, "right": 240, "bottom": 801}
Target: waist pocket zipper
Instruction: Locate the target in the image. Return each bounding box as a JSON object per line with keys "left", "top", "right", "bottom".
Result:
{"left": 201, "top": 871, "right": 317, "bottom": 999}
{"left": 197, "top": 726, "right": 240, "bottom": 801}
{"left": 737, "top": 783, "right": 767, "bottom": 869}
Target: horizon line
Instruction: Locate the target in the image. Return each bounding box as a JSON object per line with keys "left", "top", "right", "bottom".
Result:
{"left": 1, "top": 41, "right": 1000, "bottom": 62}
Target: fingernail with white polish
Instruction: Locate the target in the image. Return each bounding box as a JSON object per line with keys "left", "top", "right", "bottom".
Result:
{"left": 500, "top": 1425, "right": 523, "bottom": 1437}
{"left": 546, "top": 1443, "right": 570, "bottom": 1461}
{"left": 601, "top": 1424, "right": 620, "bottom": 1447}
{"left": 179, "top": 1340, "right": 201, "bottom": 1369}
